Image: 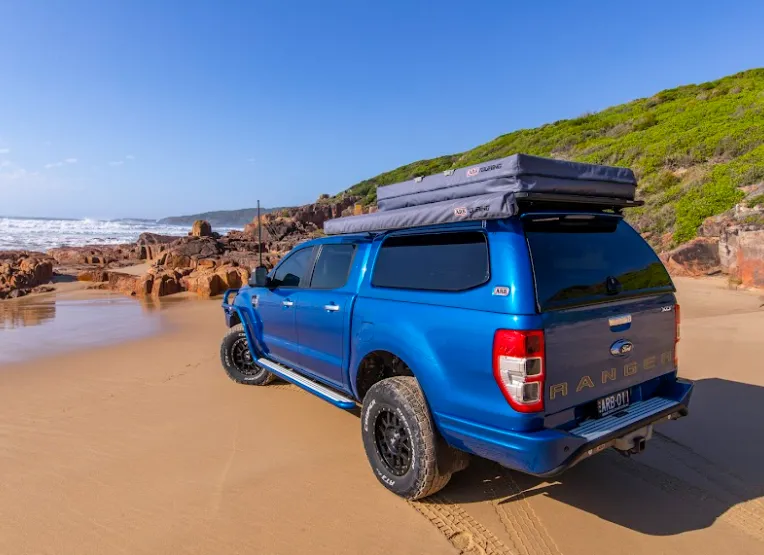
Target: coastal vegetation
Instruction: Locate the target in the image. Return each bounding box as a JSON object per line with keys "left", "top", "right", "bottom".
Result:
{"left": 340, "top": 69, "right": 764, "bottom": 248}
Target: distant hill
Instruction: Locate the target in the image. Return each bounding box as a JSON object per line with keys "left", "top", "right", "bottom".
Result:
{"left": 339, "top": 68, "right": 764, "bottom": 248}
{"left": 158, "top": 207, "right": 284, "bottom": 228}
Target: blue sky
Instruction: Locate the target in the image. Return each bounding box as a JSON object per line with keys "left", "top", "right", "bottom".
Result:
{"left": 1, "top": 0, "right": 762, "bottom": 220}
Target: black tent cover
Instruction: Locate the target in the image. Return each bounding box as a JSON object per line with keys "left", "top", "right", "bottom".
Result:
{"left": 323, "top": 154, "right": 637, "bottom": 235}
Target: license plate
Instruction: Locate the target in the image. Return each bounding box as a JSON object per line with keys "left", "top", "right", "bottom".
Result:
{"left": 597, "top": 389, "right": 631, "bottom": 418}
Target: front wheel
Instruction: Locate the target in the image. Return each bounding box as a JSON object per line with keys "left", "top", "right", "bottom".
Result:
{"left": 220, "top": 324, "right": 275, "bottom": 386}
{"left": 360, "top": 376, "right": 467, "bottom": 500}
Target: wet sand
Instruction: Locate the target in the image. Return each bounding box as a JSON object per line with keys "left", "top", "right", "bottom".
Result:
{"left": 0, "top": 278, "right": 762, "bottom": 554}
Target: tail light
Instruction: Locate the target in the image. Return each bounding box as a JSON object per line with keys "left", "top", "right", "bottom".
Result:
{"left": 493, "top": 330, "right": 545, "bottom": 413}
{"left": 674, "top": 303, "right": 681, "bottom": 368}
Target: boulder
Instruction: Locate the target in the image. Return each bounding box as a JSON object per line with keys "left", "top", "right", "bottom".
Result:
{"left": 150, "top": 270, "right": 183, "bottom": 298}
{"left": 662, "top": 237, "right": 721, "bottom": 277}
{"left": 136, "top": 233, "right": 180, "bottom": 261}
{"left": 105, "top": 272, "right": 142, "bottom": 297}
{"left": 163, "top": 237, "right": 223, "bottom": 270}
{"left": 183, "top": 272, "right": 223, "bottom": 298}
{"left": 736, "top": 229, "right": 764, "bottom": 288}
{"left": 191, "top": 220, "right": 213, "bottom": 237}
{"left": 182, "top": 264, "right": 250, "bottom": 298}
{"left": 0, "top": 251, "right": 56, "bottom": 300}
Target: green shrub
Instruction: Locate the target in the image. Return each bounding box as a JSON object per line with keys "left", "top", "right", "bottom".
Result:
{"left": 747, "top": 194, "right": 764, "bottom": 208}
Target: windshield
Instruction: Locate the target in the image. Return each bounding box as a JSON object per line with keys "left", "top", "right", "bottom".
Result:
{"left": 524, "top": 215, "right": 674, "bottom": 311}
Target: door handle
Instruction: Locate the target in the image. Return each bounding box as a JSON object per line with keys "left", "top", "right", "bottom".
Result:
{"left": 324, "top": 304, "right": 340, "bottom": 312}
{"left": 282, "top": 300, "right": 294, "bottom": 307}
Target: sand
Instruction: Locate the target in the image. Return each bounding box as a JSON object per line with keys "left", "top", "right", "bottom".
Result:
{"left": 0, "top": 277, "right": 762, "bottom": 554}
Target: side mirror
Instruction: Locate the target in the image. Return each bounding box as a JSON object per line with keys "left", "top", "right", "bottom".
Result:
{"left": 250, "top": 266, "right": 269, "bottom": 288}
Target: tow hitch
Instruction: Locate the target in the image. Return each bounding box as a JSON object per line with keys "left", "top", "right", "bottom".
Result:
{"left": 614, "top": 425, "right": 653, "bottom": 456}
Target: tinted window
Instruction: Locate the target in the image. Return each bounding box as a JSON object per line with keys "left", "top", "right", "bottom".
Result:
{"left": 524, "top": 216, "right": 673, "bottom": 311}
{"left": 310, "top": 244, "right": 356, "bottom": 289}
{"left": 372, "top": 232, "right": 489, "bottom": 292}
{"left": 272, "top": 247, "right": 314, "bottom": 288}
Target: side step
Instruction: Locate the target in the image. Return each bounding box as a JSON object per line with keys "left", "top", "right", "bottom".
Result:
{"left": 256, "top": 358, "right": 357, "bottom": 410}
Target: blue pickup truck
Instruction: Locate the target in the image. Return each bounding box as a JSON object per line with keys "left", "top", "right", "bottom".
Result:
{"left": 220, "top": 154, "right": 693, "bottom": 500}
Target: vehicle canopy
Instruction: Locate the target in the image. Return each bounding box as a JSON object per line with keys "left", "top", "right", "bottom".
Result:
{"left": 323, "top": 154, "right": 640, "bottom": 235}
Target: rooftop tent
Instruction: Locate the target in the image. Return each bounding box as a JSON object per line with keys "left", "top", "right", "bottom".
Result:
{"left": 323, "top": 154, "right": 638, "bottom": 235}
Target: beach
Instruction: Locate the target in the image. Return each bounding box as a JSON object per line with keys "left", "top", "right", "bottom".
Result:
{"left": 0, "top": 277, "right": 762, "bottom": 554}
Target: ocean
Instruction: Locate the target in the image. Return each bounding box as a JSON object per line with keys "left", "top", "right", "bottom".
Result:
{"left": 0, "top": 217, "right": 241, "bottom": 252}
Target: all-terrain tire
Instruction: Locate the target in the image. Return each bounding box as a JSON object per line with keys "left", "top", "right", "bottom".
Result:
{"left": 220, "top": 324, "right": 275, "bottom": 386}
{"left": 361, "top": 376, "right": 467, "bottom": 500}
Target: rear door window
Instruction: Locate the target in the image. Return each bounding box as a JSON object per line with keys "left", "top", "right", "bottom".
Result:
{"left": 372, "top": 231, "right": 489, "bottom": 292}
{"left": 524, "top": 216, "right": 673, "bottom": 311}
{"left": 310, "top": 244, "right": 356, "bottom": 289}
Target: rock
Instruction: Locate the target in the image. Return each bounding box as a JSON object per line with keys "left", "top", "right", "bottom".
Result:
{"left": 0, "top": 251, "right": 56, "bottom": 300}
{"left": 182, "top": 264, "right": 250, "bottom": 298}
{"left": 150, "top": 270, "right": 182, "bottom": 298}
{"left": 662, "top": 237, "right": 721, "bottom": 277}
{"left": 191, "top": 220, "right": 213, "bottom": 237}
{"left": 48, "top": 245, "right": 137, "bottom": 266}
{"left": 31, "top": 285, "right": 55, "bottom": 294}
{"left": 106, "top": 272, "right": 142, "bottom": 297}
{"left": 136, "top": 233, "right": 180, "bottom": 261}
{"left": 77, "top": 269, "right": 110, "bottom": 282}
{"left": 183, "top": 272, "right": 223, "bottom": 298}
{"left": 737, "top": 229, "right": 764, "bottom": 288}
{"left": 163, "top": 237, "right": 223, "bottom": 269}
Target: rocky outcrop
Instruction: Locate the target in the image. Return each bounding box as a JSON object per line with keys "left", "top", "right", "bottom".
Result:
{"left": 0, "top": 251, "right": 55, "bottom": 300}
{"left": 48, "top": 244, "right": 138, "bottom": 266}
{"left": 693, "top": 200, "right": 764, "bottom": 288}
{"left": 191, "top": 220, "right": 212, "bottom": 237}
{"left": 243, "top": 195, "right": 361, "bottom": 257}
{"left": 182, "top": 264, "right": 249, "bottom": 298}
{"left": 16, "top": 196, "right": 382, "bottom": 300}
{"left": 135, "top": 233, "right": 180, "bottom": 262}
{"left": 662, "top": 237, "right": 721, "bottom": 277}
{"left": 730, "top": 227, "right": 764, "bottom": 287}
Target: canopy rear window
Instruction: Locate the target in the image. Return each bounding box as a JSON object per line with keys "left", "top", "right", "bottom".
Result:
{"left": 524, "top": 215, "right": 673, "bottom": 311}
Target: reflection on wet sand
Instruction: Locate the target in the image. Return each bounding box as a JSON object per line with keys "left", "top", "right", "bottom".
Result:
{"left": 0, "top": 299, "right": 57, "bottom": 329}
{"left": 0, "top": 294, "right": 188, "bottom": 364}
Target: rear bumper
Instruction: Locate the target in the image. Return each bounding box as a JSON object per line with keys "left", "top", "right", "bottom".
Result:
{"left": 436, "top": 378, "right": 693, "bottom": 476}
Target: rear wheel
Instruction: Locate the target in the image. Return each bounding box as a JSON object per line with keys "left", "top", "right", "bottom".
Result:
{"left": 360, "top": 376, "right": 468, "bottom": 500}
{"left": 220, "top": 324, "right": 275, "bottom": 386}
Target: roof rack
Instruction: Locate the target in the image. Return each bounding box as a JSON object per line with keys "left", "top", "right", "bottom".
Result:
{"left": 514, "top": 192, "right": 644, "bottom": 214}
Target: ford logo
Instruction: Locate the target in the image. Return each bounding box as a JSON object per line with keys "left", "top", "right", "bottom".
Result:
{"left": 610, "top": 339, "right": 634, "bottom": 357}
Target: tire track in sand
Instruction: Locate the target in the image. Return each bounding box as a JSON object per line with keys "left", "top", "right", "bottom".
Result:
{"left": 482, "top": 469, "right": 562, "bottom": 555}
{"left": 410, "top": 493, "right": 515, "bottom": 555}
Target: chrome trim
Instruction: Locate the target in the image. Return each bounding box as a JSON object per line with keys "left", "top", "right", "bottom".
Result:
{"left": 282, "top": 300, "right": 294, "bottom": 307}
{"left": 324, "top": 304, "right": 340, "bottom": 312}
{"left": 570, "top": 396, "right": 679, "bottom": 442}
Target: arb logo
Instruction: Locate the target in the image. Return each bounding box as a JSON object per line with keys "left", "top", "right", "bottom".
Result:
{"left": 454, "top": 207, "right": 468, "bottom": 216}
{"left": 466, "top": 167, "right": 479, "bottom": 177}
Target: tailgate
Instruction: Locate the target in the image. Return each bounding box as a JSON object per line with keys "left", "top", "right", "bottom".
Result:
{"left": 523, "top": 213, "right": 677, "bottom": 415}
{"left": 542, "top": 295, "right": 677, "bottom": 413}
